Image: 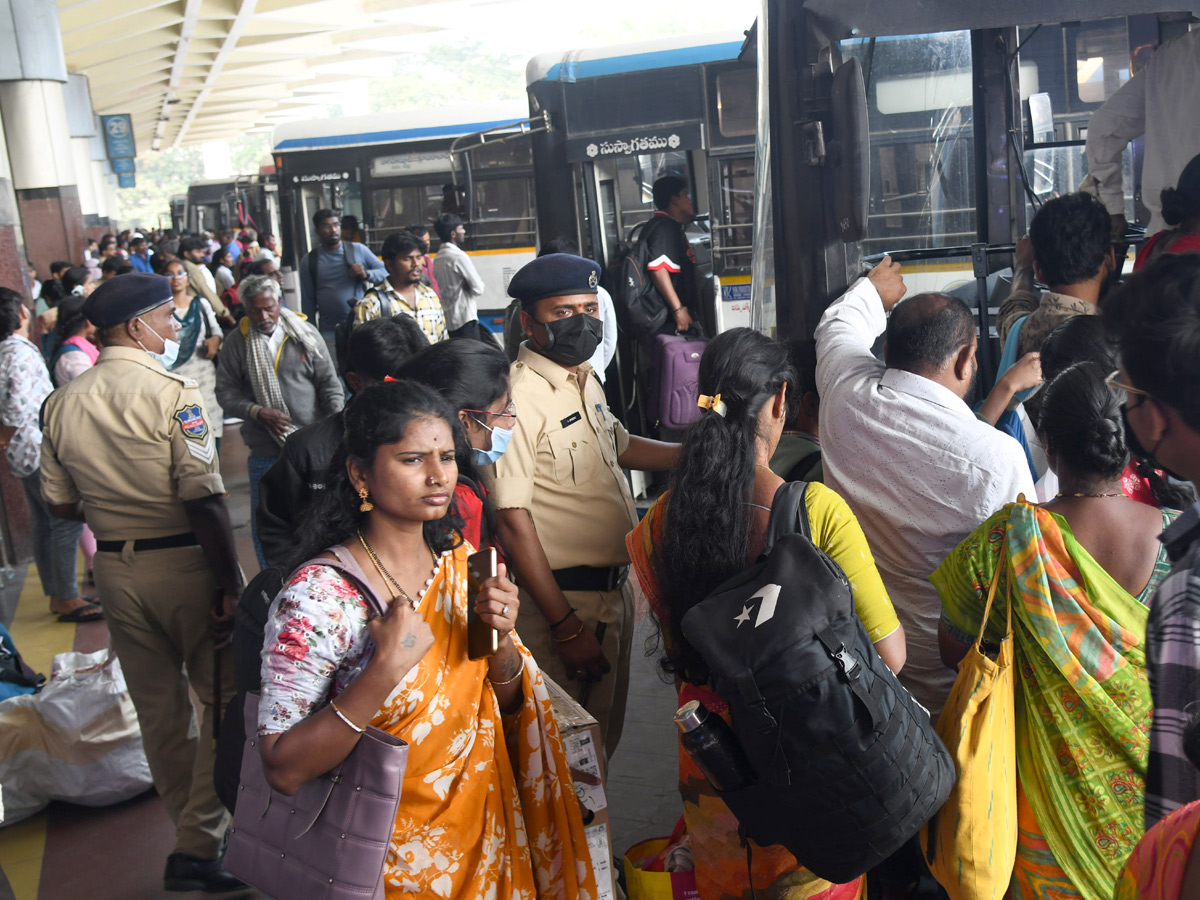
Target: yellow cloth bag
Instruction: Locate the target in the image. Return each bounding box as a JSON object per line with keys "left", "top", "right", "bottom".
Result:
{"left": 624, "top": 837, "right": 700, "bottom": 900}
{"left": 920, "top": 542, "right": 1017, "bottom": 900}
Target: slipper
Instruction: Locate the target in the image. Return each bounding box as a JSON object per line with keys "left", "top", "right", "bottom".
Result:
{"left": 56, "top": 602, "right": 104, "bottom": 623}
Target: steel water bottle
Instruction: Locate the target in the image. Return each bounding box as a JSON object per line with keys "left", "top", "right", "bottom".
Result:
{"left": 674, "top": 699, "right": 754, "bottom": 792}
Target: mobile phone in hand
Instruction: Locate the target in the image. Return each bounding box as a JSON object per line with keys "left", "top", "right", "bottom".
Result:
{"left": 467, "top": 548, "right": 499, "bottom": 660}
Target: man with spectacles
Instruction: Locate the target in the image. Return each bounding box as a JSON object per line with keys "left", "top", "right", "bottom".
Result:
{"left": 1100, "top": 253, "right": 1200, "bottom": 830}
{"left": 483, "top": 253, "right": 680, "bottom": 759}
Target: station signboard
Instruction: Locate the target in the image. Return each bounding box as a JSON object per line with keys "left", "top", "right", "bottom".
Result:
{"left": 101, "top": 114, "right": 136, "bottom": 161}
{"left": 111, "top": 157, "right": 135, "bottom": 174}
{"left": 118, "top": 172, "right": 136, "bottom": 189}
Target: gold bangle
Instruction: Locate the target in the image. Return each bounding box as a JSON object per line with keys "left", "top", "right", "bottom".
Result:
{"left": 329, "top": 700, "right": 365, "bottom": 734}
{"left": 488, "top": 669, "right": 522, "bottom": 687}
{"left": 552, "top": 622, "right": 586, "bottom": 643}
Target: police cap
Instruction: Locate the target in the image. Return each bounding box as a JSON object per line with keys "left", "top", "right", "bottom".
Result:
{"left": 508, "top": 253, "right": 601, "bottom": 307}
{"left": 83, "top": 272, "right": 173, "bottom": 328}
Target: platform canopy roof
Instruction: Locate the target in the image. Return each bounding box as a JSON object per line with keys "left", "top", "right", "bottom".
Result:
{"left": 58, "top": 0, "right": 454, "bottom": 152}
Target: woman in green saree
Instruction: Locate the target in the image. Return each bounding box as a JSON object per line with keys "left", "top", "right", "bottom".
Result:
{"left": 932, "top": 362, "right": 1178, "bottom": 900}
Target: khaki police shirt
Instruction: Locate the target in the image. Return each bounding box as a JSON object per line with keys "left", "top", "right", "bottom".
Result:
{"left": 41, "top": 346, "right": 226, "bottom": 541}
{"left": 484, "top": 343, "right": 636, "bottom": 570}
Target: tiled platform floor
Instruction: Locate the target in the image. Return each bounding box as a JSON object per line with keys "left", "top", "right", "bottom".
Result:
{"left": 0, "top": 431, "right": 682, "bottom": 899}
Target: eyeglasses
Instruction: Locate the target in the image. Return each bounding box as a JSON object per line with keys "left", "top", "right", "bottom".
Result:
{"left": 462, "top": 400, "right": 517, "bottom": 423}
{"left": 1105, "top": 370, "right": 1152, "bottom": 411}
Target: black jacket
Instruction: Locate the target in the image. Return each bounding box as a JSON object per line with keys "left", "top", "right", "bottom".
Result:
{"left": 256, "top": 411, "right": 344, "bottom": 570}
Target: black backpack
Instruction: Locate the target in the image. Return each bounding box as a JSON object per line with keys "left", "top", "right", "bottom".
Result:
{"left": 610, "top": 219, "right": 670, "bottom": 339}
{"left": 680, "top": 482, "right": 955, "bottom": 884}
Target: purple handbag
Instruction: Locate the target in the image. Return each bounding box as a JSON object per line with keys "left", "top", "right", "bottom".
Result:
{"left": 224, "top": 549, "right": 408, "bottom": 900}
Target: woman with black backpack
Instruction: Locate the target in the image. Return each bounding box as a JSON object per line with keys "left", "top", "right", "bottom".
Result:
{"left": 626, "top": 327, "right": 906, "bottom": 900}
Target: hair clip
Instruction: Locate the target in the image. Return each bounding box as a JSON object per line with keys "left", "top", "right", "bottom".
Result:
{"left": 697, "top": 393, "right": 727, "bottom": 417}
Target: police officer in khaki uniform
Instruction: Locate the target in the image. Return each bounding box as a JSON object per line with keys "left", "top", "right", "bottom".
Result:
{"left": 40, "top": 273, "right": 245, "bottom": 893}
{"left": 485, "top": 253, "right": 679, "bottom": 758}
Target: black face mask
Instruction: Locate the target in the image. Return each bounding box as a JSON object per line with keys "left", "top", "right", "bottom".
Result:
{"left": 1121, "top": 400, "right": 1186, "bottom": 483}
{"left": 534, "top": 313, "right": 603, "bottom": 367}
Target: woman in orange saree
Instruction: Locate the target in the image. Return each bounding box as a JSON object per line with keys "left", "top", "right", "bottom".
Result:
{"left": 257, "top": 380, "right": 596, "bottom": 899}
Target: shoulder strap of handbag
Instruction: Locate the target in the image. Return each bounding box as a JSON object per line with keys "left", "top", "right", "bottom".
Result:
{"left": 765, "top": 481, "right": 811, "bottom": 552}
{"left": 975, "top": 532, "right": 1012, "bottom": 647}
{"left": 294, "top": 545, "right": 392, "bottom": 618}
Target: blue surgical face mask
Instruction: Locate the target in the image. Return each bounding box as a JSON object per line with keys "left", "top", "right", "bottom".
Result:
{"left": 470, "top": 415, "right": 514, "bottom": 467}
{"left": 135, "top": 316, "right": 181, "bottom": 369}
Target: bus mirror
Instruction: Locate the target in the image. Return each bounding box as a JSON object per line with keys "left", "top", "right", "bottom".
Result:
{"left": 828, "top": 57, "right": 870, "bottom": 244}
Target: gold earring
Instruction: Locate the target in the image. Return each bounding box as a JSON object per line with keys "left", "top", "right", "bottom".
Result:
{"left": 358, "top": 488, "right": 373, "bottom": 513}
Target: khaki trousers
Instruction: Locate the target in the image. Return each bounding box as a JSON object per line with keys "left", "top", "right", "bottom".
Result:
{"left": 94, "top": 543, "right": 234, "bottom": 860}
{"left": 516, "top": 583, "right": 633, "bottom": 761}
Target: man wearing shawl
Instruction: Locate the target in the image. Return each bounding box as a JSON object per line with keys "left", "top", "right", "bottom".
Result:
{"left": 216, "top": 274, "right": 343, "bottom": 566}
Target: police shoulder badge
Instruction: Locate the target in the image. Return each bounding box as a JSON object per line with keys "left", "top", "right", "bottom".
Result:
{"left": 174, "top": 404, "right": 209, "bottom": 441}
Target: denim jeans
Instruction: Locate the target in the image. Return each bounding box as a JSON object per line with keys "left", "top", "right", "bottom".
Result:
{"left": 247, "top": 455, "right": 278, "bottom": 571}
{"left": 20, "top": 471, "right": 85, "bottom": 599}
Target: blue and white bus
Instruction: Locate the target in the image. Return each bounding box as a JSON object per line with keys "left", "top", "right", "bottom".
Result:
{"left": 271, "top": 102, "right": 539, "bottom": 331}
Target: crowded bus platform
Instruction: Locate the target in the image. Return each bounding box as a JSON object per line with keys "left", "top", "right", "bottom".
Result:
{"left": 1, "top": 3, "right": 1200, "bottom": 900}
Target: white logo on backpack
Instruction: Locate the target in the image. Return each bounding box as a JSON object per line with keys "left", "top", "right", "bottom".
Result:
{"left": 752, "top": 584, "right": 781, "bottom": 627}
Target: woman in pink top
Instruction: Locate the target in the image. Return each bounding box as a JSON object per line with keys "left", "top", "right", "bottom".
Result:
{"left": 48, "top": 295, "right": 100, "bottom": 583}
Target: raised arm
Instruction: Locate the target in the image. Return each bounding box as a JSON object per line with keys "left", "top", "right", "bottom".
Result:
{"left": 814, "top": 256, "right": 905, "bottom": 397}
{"left": 1085, "top": 70, "right": 1147, "bottom": 233}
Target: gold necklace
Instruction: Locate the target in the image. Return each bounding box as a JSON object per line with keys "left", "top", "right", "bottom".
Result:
{"left": 356, "top": 529, "right": 440, "bottom": 611}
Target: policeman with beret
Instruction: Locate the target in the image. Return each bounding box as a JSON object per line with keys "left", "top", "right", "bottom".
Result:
{"left": 483, "top": 253, "right": 679, "bottom": 758}
{"left": 40, "top": 273, "right": 245, "bottom": 893}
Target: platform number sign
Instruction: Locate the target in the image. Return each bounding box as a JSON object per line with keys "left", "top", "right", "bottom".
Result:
{"left": 101, "top": 114, "right": 136, "bottom": 162}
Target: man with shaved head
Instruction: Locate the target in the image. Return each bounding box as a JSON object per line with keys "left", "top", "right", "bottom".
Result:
{"left": 815, "top": 258, "right": 1034, "bottom": 717}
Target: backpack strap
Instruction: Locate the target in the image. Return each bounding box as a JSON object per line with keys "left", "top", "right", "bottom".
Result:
{"left": 765, "top": 481, "right": 811, "bottom": 552}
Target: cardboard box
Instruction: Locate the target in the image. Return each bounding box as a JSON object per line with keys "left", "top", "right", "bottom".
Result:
{"left": 544, "top": 674, "right": 616, "bottom": 900}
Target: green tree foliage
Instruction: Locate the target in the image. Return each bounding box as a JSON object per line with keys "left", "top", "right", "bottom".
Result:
{"left": 115, "top": 144, "right": 203, "bottom": 229}
{"left": 368, "top": 41, "right": 525, "bottom": 112}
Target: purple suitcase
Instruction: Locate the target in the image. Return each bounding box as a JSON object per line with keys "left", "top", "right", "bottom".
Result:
{"left": 653, "top": 332, "right": 708, "bottom": 431}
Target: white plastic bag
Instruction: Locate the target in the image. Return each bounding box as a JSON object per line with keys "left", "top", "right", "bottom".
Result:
{"left": 0, "top": 648, "right": 152, "bottom": 825}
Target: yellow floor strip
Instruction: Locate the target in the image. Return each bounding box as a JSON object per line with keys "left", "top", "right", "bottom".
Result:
{"left": 0, "top": 558, "right": 88, "bottom": 900}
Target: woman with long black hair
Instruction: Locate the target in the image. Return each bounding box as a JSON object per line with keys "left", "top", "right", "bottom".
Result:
{"left": 395, "top": 338, "right": 513, "bottom": 552}
{"left": 626, "top": 327, "right": 904, "bottom": 900}
{"left": 258, "top": 380, "right": 595, "bottom": 898}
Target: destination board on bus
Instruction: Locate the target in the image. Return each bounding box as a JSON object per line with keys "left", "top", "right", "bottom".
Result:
{"left": 565, "top": 122, "right": 705, "bottom": 163}
{"left": 370, "top": 151, "right": 453, "bottom": 178}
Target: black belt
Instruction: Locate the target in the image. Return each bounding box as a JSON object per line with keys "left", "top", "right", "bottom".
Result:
{"left": 96, "top": 533, "right": 201, "bottom": 553}
{"left": 551, "top": 565, "right": 628, "bottom": 593}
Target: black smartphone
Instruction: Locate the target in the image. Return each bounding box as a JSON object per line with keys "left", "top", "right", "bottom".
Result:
{"left": 467, "top": 548, "right": 499, "bottom": 660}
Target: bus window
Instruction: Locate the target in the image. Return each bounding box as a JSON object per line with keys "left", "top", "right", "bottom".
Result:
{"left": 1015, "top": 18, "right": 1138, "bottom": 222}
{"left": 716, "top": 69, "right": 756, "bottom": 138}
{"left": 714, "top": 157, "right": 754, "bottom": 272}
{"left": 613, "top": 152, "right": 690, "bottom": 239}
{"left": 368, "top": 184, "right": 444, "bottom": 246}
{"left": 470, "top": 177, "right": 536, "bottom": 251}
{"left": 841, "top": 31, "right": 976, "bottom": 252}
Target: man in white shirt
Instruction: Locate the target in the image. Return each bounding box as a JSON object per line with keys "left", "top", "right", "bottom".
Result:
{"left": 816, "top": 258, "right": 1035, "bottom": 716}
{"left": 1085, "top": 29, "right": 1200, "bottom": 236}
{"left": 432, "top": 213, "right": 488, "bottom": 342}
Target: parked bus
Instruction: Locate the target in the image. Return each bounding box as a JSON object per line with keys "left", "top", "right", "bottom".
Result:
{"left": 270, "top": 102, "right": 539, "bottom": 331}
{"left": 753, "top": 3, "right": 1177, "bottom": 387}
{"left": 527, "top": 33, "right": 757, "bottom": 335}
{"left": 176, "top": 174, "right": 281, "bottom": 244}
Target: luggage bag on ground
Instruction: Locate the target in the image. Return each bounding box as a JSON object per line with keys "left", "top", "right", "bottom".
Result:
{"left": 679, "top": 482, "right": 955, "bottom": 884}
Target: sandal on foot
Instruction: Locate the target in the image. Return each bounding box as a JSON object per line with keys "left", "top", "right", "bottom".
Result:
{"left": 56, "top": 602, "right": 104, "bottom": 623}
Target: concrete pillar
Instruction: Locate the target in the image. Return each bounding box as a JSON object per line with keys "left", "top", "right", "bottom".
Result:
{"left": 0, "top": 0, "right": 82, "bottom": 277}
{"left": 65, "top": 74, "right": 104, "bottom": 240}
{"left": 0, "top": 80, "right": 83, "bottom": 276}
{"left": 0, "top": 109, "right": 32, "bottom": 300}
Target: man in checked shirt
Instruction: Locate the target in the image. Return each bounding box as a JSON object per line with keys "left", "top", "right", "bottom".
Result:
{"left": 1101, "top": 253, "right": 1200, "bottom": 829}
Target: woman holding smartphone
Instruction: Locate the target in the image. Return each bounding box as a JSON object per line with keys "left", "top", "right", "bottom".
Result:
{"left": 256, "top": 380, "right": 595, "bottom": 899}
